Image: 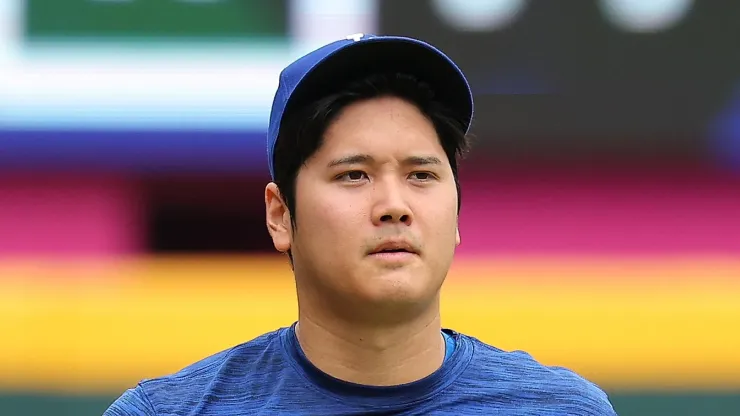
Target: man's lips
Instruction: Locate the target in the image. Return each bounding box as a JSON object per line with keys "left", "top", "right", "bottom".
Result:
{"left": 368, "top": 251, "right": 418, "bottom": 265}
{"left": 367, "top": 239, "right": 420, "bottom": 263}
{"left": 368, "top": 239, "right": 418, "bottom": 255}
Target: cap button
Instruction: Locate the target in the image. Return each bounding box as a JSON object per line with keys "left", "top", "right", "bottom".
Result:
{"left": 345, "top": 33, "right": 366, "bottom": 42}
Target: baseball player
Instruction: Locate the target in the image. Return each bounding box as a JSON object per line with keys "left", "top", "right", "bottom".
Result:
{"left": 105, "top": 34, "right": 617, "bottom": 415}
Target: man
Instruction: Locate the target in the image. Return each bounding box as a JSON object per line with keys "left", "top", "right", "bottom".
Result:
{"left": 105, "top": 34, "right": 617, "bottom": 415}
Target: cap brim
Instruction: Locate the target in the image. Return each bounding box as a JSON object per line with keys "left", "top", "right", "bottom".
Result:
{"left": 284, "top": 37, "right": 473, "bottom": 132}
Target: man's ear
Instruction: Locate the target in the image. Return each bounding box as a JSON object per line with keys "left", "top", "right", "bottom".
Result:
{"left": 265, "top": 182, "right": 292, "bottom": 253}
{"left": 455, "top": 225, "right": 461, "bottom": 246}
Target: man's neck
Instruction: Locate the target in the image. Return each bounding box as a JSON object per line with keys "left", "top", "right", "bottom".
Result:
{"left": 295, "top": 308, "right": 446, "bottom": 386}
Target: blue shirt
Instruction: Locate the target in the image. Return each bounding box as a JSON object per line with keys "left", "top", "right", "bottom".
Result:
{"left": 104, "top": 324, "right": 617, "bottom": 415}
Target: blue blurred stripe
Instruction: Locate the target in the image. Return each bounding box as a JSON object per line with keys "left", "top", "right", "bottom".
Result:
{"left": 0, "top": 129, "right": 268, "bottom": 173}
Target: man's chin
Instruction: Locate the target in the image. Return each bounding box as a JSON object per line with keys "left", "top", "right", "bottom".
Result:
{"left": 349, "top": 279, "right": 437, "bottom": 310}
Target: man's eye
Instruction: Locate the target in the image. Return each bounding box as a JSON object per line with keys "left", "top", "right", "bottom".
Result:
{"left": 339, "top": 171, "right": 368, "bottom": 181}
{"left": 410, "top": 172, "right": 434, "bottom": 181}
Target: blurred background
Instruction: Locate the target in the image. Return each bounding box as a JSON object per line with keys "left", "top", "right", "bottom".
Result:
{"left": 1, "top": 0, "right": 739, "bottom": 415}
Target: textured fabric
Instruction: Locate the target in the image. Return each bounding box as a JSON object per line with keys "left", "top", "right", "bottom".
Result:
{"left": 104, "top": 324, "right": 617, "bottom": 415}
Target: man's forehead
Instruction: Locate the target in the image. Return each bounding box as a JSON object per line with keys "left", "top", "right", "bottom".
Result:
{"left": 320, "top": 126, "right": 445, "bottom": 157}
{"left": 325, "top": 96, "right": 436, "bottom": 132}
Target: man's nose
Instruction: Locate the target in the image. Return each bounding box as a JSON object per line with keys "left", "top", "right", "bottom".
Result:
{"left": 371, "top": 180, "right": 413, "bottom": 226}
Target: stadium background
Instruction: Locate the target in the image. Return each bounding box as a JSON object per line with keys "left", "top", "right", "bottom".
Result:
{"left": 1, "top": 1, "right": 739, "bottom": 415}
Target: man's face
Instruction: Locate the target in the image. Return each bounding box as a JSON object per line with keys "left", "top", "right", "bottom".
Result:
{"left": 268, "top": 96, "right": 460, "bottom": 316}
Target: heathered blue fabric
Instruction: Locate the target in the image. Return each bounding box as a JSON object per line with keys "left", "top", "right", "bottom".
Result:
{"left": 104, "top": 324, "right": 617, "bottom": 415}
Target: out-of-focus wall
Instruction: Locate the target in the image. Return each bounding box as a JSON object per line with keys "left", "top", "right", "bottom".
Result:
{"left": 0, "top": 176, "right": 143, "bottom": 256}
{"left": 1, "top": 1, "right": 739, "bottom": 415}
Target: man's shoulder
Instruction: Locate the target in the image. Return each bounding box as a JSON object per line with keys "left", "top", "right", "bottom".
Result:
{"left": 458, "top": 333, "right": 617, "bottom": 415}
{"left": 141, "top": 328, "right": 285, "bottom": 389}
{"left": 104, "top": 328, "right": 287, "bottom": 416}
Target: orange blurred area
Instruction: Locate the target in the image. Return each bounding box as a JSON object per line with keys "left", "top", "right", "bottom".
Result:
{"left": 2, "top": 255, "right": 739, "bottom": 394}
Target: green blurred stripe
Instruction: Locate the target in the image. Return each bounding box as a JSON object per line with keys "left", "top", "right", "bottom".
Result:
{"left": 0, "top": 392, "right": 112, "bottom": 416}
{"left": 25, "top": 0, "right": 288, "bottom": 39}
{"left": 0, "top": 391, "right": 738, "bottom": 416}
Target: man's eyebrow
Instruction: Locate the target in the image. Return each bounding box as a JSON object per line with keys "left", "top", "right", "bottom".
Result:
{"left": 403, "top": 156, "right": 443, "bottom": 166}
{"left": 328, "top": 154, "right": 374, "bottom": 168}
{"left": 327, "top": 154, "right": 443, "bottom": 168}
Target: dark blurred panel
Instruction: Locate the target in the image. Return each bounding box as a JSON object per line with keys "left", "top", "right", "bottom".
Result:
{"left": 144, "top": 176, "right": 274, "bottom": 253}
{"left": 380, "top": 0, "right": 740, "bottom": 162}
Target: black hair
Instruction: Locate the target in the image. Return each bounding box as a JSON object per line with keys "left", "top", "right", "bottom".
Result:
{"left": 272, "top": 71, "right": 472, "bottom": 234}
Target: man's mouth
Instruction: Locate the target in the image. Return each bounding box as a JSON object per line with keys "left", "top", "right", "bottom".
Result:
{"left": 368, "top": 240, "right": 419, "bottom": 260}
{"left": 373, "top": 247, "right": 411, "bottom": 253}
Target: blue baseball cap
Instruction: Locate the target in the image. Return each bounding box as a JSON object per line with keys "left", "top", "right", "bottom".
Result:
{"left": 266, "top": 34, "right": 474, "bottom": 180}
